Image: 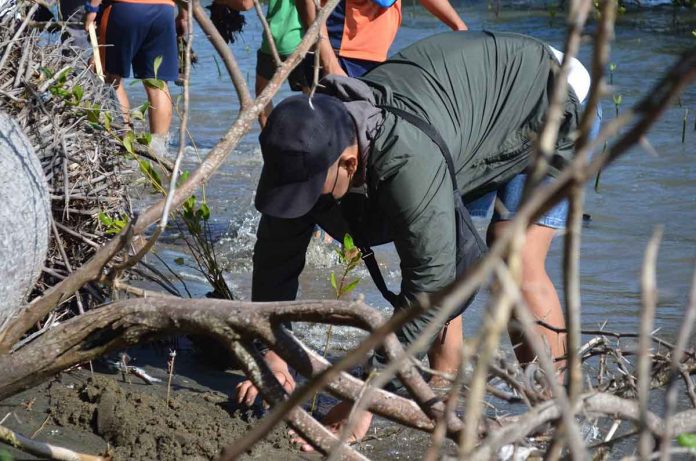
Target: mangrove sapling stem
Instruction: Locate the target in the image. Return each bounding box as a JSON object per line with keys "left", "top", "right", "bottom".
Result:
{"left": 166, "top": 349, "right": 176, "bottom": 406}
{"left": 594, "top": 141, "right": 607, "bottom": 192}
{"left": 614, "top": 94, "right": 622, "bottom": 117}
{"left": 311, "top": 235, "right": 362, "bottom": 415}
{"left": 609, "top": 63, "right": 616, "bottom": 85}
{"left": 638, "top": 227, "right": 662, "bottom": 459}
{"left": 682, "top": 108, "right": 688, "bottom": 143}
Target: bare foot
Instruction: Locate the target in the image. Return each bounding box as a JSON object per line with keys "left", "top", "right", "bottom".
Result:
{"left": 291, "top": 401, "right": 373, "bottom": 452}
{"left": 428, "top": 374, "right": 453, "bottom": 391}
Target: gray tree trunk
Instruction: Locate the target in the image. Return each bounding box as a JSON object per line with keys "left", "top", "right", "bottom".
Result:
{"left": 0, "top": 111, "right": 50, "bottom": 333}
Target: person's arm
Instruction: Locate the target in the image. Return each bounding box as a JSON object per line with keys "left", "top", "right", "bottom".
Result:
{"left": 83, "top": 0, "right": 101, "bottom": 31}
{"left": 215, "top": 0, "right": 255, "bottom": 11}
{"left": 235, "top": 213, "right": 314, "bottom": 405}
{"left": 295, "top": 0, "right": 347, "bottom": 77}
{"left": 417, "top": 0, "right": 467, "bottom": 31}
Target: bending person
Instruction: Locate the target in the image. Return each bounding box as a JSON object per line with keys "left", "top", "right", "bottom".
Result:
{"left": 238, "top": 30, "right": 600, "bottom": 447}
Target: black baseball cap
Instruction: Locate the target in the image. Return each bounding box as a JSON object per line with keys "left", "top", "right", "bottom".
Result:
{"left": 255, "top": 94, "right": 355, "bottom": 219}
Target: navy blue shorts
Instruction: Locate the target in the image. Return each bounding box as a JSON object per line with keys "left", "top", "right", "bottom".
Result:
{"left": 101, "top": 2, "right": 178, "bottom": 81}
{"left": 337, "top": 56, "right": 379, "bottom": 78}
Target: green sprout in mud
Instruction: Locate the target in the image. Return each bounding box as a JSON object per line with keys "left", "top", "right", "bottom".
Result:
{"left": 547, "top": 3, "right": 558, "bottom": 27}
{"left": 613, "top": 94, "right": 622, "bottom": 117}
{"left": 678, "top": 433, "right": 696, "bottom": 454}
{"left": 98, "top": 212, "right": 129, "bottom": 235}
{"left": 330, "top": 234, "right": 362, "bottom": 300}
{"left": 174, "top": 172, "right": 233, "bottom": 300}
{"left": 310, "top": 234, "right": 362, "bottom": 414}
{"left": 609, "top": 62, "right": 617, "bottom": 85}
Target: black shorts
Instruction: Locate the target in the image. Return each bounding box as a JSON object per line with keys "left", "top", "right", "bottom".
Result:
{"left": 255, "top": 50, "right": 310, "bottom": 92}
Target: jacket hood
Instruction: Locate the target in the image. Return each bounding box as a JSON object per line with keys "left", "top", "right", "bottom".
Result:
{"left": 319, "top": 76, "right": 384, "bottom": 185}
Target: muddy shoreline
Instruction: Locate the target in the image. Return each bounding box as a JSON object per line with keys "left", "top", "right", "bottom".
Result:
{"left": 0, "top": 344, "right": 436, "bottom": 460}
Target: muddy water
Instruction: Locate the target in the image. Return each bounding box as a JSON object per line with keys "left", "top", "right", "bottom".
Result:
{"left": 122, "top": 1, "right": 696, "bottom": 458}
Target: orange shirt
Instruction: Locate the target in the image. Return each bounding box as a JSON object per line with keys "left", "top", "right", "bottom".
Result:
{"left": 114, "top": 0, "right": 176, "bottom": 7}
{"left": 326, "top": 0, "right": 402, "bottom": 62}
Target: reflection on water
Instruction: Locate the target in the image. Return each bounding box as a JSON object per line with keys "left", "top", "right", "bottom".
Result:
{"left": 132, "top": 3, "right": 694, "bottom": 455}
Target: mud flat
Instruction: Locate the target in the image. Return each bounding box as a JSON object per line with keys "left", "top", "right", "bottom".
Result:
{"left": 0, "top": 346, "right": 302, "bottom": 461}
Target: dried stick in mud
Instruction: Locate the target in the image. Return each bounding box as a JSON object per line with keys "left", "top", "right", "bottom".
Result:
{"left": 0, "top": 424, "right": 107, "bottom": 461}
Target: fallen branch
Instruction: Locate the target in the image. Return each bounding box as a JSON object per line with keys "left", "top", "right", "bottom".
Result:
{"left": 0, "top": 423, "right": 108, "bottom": 461}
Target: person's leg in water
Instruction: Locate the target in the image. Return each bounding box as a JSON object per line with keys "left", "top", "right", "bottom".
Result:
{"left": 107, "top": 74, "right": 131, "bottom": 126}
{"left": 428, "top": 316, "right": 463, "bottom": 388}
{"left": 143, "top": 81, "right": 172, "bottom": 135}
{"left": 464, "top": 178, "right": 567, "bottom": 376}
{"left": 489, "top": 219, "right": 567, "bottom": 367}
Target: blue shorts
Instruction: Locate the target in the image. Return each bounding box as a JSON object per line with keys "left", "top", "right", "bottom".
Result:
{"left": 102, "top": 2, "right": 178, "bottom": 81}
{"left": 337, "top": 56, "right": 379, "bottom": 78}
{"left": 465, "top": 103, "right": 603, "bottom": 229}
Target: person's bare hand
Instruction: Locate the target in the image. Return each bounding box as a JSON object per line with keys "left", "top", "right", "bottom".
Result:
{"left": 83, "top": 11, "right": 97, "bottom": 32}
{"left": 176, "top": 12, "right": 188, "bottom": 37}
{"left": 235, "top": 369, "right": 295, "bottom": 407}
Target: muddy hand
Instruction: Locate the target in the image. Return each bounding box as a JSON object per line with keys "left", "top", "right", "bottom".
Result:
{"left": 235, "top": 369, "right": 295, "bottom": 407}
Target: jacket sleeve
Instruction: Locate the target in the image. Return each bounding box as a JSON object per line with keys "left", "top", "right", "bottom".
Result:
{"left": 251, "top": 213, "right": 314, "bottom": 302}
{"left": 377, "top": 133, "right": 459, "bottom": 308}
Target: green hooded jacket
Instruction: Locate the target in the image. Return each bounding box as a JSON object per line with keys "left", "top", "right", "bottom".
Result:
{"left": 252, "top": 31, "right": 581, "bottom": 349}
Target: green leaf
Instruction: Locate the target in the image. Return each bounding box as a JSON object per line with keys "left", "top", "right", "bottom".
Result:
{"left": 183, "top": 195, "right": 196, "bottom": 215}
{"left": 143, "top": 78, "right": 166, "bottom": 91}
{"left": 342, "top": 278, "right": 360, "bottom": 295}
{"left": 122, "top": 131, "right": 135, "bottom": 155}
{"left": 57, "top": 67, "right": 72, "bottom": 84}
{"left": 137, "top": 132, "right": 152, "bottom": 146}
{"left": 609, "top": 63, "right": 617, "bottom": 72}
{"left": 138, "top": 159, "right": 161, "bottom": 189}
{"left": 692, "top": 29, "right": 696, "bottom": 38}
{"left": 136, "top": 101, "right": 150, "bottom": 116}
{"left": 177, "top": 170, "right": 191, "bottom": 187}
{"left": 153, "top": 55, "right": 163, "bottom": 79}
{"left": 103, "top": 111, "right": 112, "bottom": 131}
{"left": 342, "top": 233, "right": 355, "bottom": 251}
{"left": 198, "top": 202, "right": 211, "bottom": 221}
{"left": 72, "top": 85, "right": 84, "bottom": 103}
{"left": 174, "top": 257, "right": 185, "bottom": 265}
{"left": 98, "top": 212, "right": 113, "bottom": 227}
{"left": 40, "top": 67, "right": 54, "bottom": 78}
{"left": 330, "top": 271, "right": 337, "bottom": 291}
{"left": 0, "top": 447, "right": 14, "bottom": 461}
{"left": 613, "top": 94, "right": 622, "bottom": 105}
{"left": 677, "top": 433, "right": 696, "bottom": 451}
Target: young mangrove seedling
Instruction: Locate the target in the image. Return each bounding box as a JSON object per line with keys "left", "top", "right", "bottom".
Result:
{"left": 609, "top": 63, "right": 617, "bottom": 86}
{"left": 547, "top": 3, "right": 558, "bottom": 27}
{"left": 310, "top": 234, "right": 362, "bottom": 415}
{"left": 166, "top": 349, "right": 176, "bottom": 407}
{"left": 683, "top": 108, "right": 689, "bottom": 143}
{"left": 613, "top": 94, "right": 622, "bottom": 118}
{"left": 594, "top": 141, "right": 608, "bottom": 192}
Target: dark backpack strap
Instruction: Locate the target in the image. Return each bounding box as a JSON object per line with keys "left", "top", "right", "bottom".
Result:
{"left": 379, "top": 105, "right": 459, "bottom": 191}
{"left": 359, "top": 246, "right": 399, "bottom": 307}
{"left": 356, "top": 105, "right": 462, "bottom": 309}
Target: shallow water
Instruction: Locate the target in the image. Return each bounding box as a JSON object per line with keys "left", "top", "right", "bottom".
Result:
{"left": 127, "top": 2, "right": 695, "bottom": 455}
